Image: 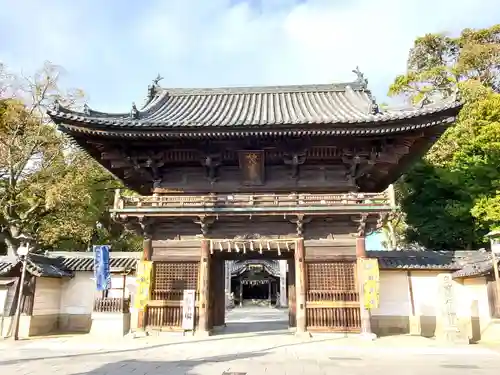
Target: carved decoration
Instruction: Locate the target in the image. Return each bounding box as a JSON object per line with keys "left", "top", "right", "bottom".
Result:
{"left": 52, "top": 99, "right": 60, "bottom": 112}
{"left": 234, "top": 233, "right": 262, "bottom": 240}
{"left": 139, "top": 216, "right": 154, "bottom": 239}
{"left": 352, "top": 66, "right": 368, "bottom": 89}
{"left": 239, "top": 150, "right": 265, "bottom": 185}
{"left": 130, "top": 102, "right": 139, "bottom": 119}
{"left": 365, "top": 213, "right": 388, "bottom": 236}
{"left": 289, "top": 215, "right": 312, "bottom": 237}
{"left": 147, "top": 74, "right": 164, "bottom": 100}
{"left": 83, "top": 103, "right": 91, "bottom": 115}
{"left": 369, "top": 97, "right": 380, "bottom": 115}
{"left": 193, "top": 216, "right": 215, "bottom": 237}
{"left": 200, "top": 152, "right": 222, "bottom": 183}
{"left": 353, "top": 213, "right": 369, "bottom": 238}
{"left": 283, "top": 151, "right": 307, "bottom": 179}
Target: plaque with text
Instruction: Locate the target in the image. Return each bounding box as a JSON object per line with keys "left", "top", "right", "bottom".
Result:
{"left": 182, "top": 289, "right": 196, "bottom": 330}
{"left": 239, "top": 150, "right": 265, "bottom": 185}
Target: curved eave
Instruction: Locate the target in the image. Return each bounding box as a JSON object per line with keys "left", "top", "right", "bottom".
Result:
{"left": 47, "top": 101, "right": 462, "bottom": 132}
{"left": 51, "top": 113, "right": 460, "bottom": 140}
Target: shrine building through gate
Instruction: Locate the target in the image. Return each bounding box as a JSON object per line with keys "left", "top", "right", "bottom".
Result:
{"left": 48, "top": 71, "right": 462, "bottom": 336}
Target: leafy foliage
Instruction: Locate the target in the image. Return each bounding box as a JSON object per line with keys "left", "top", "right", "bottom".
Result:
{"left": 387, "top": 25, "right": 500, "bottom": 249}
{"left": 0, "top": 62, "right": 141, "bottom": 255}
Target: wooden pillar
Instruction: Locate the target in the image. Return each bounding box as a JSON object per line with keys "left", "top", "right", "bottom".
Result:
{"left": 268, "top": 280, "right": 272, "bottom": 307}
{"left": 197, "top": 239, "right": 211, "bottom": 335}
{"left": 137, "top": 232, "right": 152, "bottom": 331}
{"left": 356, "top": 234, "right": 375, "bottom": 339}
{"left": 288, "top": 257, "right": 296, "bottom": 327}
{"left": 239, "top": 279, "right": 243, "bottom": 307}
{"left": 295, "top": 239, "right": 307, "bottom": 334}
{"left": 213, "top": 258, "right": 225, "bottom": 327}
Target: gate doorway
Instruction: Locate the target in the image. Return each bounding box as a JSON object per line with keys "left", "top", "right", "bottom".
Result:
{"left": 209, "top": 250, "right": 295, "bottom": 335}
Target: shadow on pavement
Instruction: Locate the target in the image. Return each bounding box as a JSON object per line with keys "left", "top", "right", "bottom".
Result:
{"left": 0, "top": 332, "right": 340, "bottom": 367}
{"left": 68, "top": 351, "right": 268, "bottom": 375}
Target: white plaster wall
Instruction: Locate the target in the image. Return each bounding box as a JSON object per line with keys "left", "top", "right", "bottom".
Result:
{"left": 60, "top": 272, "right": 95, "bottom": 315}
{"left": 410, "top": 271, "right": 441, "bottom": 316}
{"left": 59, "top": 271, "right": 137, "bottom": 315}
{"left": 463, "top": 277, "right": 491, "bottom": 328}
{"left": 33, "top": 278, "right": 62, "bottom": 315}
{"left": 371, "top": 271, "right": 411, "bottom": 316}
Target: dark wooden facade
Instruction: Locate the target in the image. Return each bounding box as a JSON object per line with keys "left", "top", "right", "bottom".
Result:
{"left": 48, "top": 74, "right": 462, "bottom": 335}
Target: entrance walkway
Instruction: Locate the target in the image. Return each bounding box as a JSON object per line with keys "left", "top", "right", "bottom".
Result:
{"left": 222, "top": 306, "right": 289, "bottom": 335}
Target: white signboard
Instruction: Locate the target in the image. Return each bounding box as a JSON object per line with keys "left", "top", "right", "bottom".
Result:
{"left": 182, "top": 289, "right": 196, "bottom": 330}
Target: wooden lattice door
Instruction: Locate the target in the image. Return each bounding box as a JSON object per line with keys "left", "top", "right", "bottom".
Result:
{"left": 146, "top": 261, "right": 199, "bottom": 330}
{"left": 305, "top": 261, "right": 360, "bottom": 332}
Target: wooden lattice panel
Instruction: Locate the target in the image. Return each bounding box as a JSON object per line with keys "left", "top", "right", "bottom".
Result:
{"left": 152, "top": 262, "right": 198, "bottom": 300}
{"left": 307, "top": 262, "right": 355, "bottom": 291}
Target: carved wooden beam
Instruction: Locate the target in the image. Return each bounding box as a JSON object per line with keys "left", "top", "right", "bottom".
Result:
{"left": 289, "top": 214, "right": 312, "bottom": 237}
{"left": 138, "top": 216, "right": 155, "bottom": 239}
{"left": 200, "top": 152, "right": 222, "bottom": 183}
{"left": 352, "top": 213, "right": 369, "bottom": 238}
{"left": 366, "top": 213, "right": 388, "bottom": 237}
{"left": 283, "top": 151, "right": 307, "bottom": 179}
{"left": 193, "top": 216, "right": 215, "bottom": 237}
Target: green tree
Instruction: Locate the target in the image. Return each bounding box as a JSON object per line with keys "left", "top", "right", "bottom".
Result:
{"left": 0, "top": 62, "right": 141, "bottom": 255}
{"left": 387, "top": 25, "right": 500, "bottom": 249}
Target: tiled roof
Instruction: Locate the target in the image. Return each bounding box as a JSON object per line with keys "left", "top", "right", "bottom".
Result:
{"left": 230, "top": 260, "right": 280, "bottom": 277}
{"left": 47, "top": 81, "right": 462, "bottom": 134}
{"left": 0, "top": 257, "right": 15, "bottom": 275}
{"left": 0, "top": 254, "right": 72, "bottom": 278}
{"left": 1, "top": 250, "right": 495, "bottom": 279}
{"left": 51, "top": 251, "right": 140, "bottom": 272}
{"left": 367, "top": 250, "right": 460, "bottom": 270}
{"left": 26, "top": 254, "right": 73, "bottom": 278}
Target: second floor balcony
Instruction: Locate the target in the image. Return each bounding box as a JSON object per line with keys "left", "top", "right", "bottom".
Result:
{"left": 111, "top": 188, "right": 396, "bottom": 217}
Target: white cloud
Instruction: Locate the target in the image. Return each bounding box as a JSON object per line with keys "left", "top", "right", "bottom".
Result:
{"left": 0, "top": 0, "right": 498, "bottom": 111}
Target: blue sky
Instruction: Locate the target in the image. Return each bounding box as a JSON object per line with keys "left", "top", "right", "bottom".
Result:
{"left": 0, "top": 0, "right": 497, "bottom": 249}
{"left": 1, "top": 0, "right": 497, "bottom": 113}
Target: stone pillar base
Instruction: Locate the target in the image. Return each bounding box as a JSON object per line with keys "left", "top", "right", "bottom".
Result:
{"left": 294, "top": 330, "right": 312, "bottom": 338}
{"left": 409, "top": 315, "right": 421, "bottom": 335}
{"left": 90, "top": 312, "right": 131, "bottom": 337}
{"left": 194, "top": 329, "right": 212, "bottom": 337}
{"left": 358, "top": 332, "right": 377, "bottom": 341}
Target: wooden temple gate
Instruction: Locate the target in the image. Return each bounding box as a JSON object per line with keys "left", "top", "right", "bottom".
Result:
{"left": 142, "top": 238, "right": 361, "bottom": 333}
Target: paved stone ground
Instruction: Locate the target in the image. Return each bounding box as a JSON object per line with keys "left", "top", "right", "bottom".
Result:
{"left": 1, "top": 307, "right": 500, "bottom": 375}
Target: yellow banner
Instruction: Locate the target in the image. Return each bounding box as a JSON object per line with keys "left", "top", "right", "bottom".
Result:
{"left": 360, "top": 258, "right": 380, "bottom": 310}
{"left": 135, "top": 260, "right": 153, "bottom": 310}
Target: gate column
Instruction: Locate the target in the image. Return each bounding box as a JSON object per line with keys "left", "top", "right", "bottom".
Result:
{"left": 197, "top": 239, "right": 211, "bottom": 336}
{"left": 295, "top": 238, "right": 307, "bottom": 335}
{"left": 356, "top": 215, "right": 376, "bottom": 340}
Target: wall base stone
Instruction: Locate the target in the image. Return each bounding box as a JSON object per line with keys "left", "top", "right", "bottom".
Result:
{"left": 90, "top": 312, "right": 131, "bottom": 337}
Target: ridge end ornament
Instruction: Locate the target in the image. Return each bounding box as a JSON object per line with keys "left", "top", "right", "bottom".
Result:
{"left": 352, "top": 66, "right": 369, "bottom": 89}
{"left": 147, "top": 74, "right": 164, "bottom": 100}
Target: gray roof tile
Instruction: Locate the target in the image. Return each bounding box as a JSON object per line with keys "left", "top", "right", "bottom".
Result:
{"left": 47, "top": 82, "right": 462, "bottom": 130}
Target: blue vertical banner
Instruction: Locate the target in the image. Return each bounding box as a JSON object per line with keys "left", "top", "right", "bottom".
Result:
{"left": 93, "top": 245, "right": 111, "bottom": 291}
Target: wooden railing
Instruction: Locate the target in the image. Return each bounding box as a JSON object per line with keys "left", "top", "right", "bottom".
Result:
{"left": 93, "top": 297, "right": 130, "bottom": 313}
{"left": 113, "top": 190, "right": 395, "bottom": 212}
{"left": 307, "top": 290, "right": 359, "bottom": 303}
{"left": 306, "top": 290, "right": 361, "bottom": 332}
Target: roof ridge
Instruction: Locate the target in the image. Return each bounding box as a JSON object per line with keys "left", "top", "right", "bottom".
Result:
{"left": 159, "top": 82, "right": 368, "bottom": 96}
